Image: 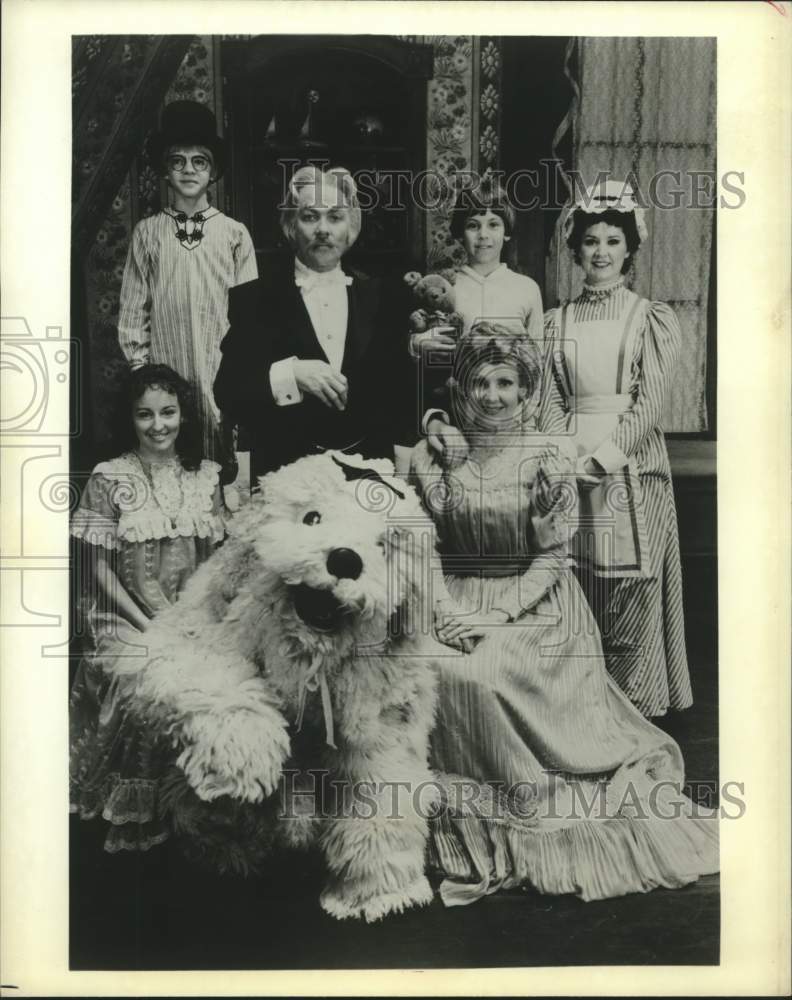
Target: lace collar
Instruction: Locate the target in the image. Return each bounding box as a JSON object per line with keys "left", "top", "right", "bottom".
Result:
{"left": 71, "top": 454, "right": 225, "bottom": 548}
{"left": 134, "top": 452, "right": 184, "bottom": 521}
{"left": 579, "top": 276, "right": 626, "bottom": 302}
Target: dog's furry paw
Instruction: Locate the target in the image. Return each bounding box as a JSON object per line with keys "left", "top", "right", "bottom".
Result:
{"left": 319, "top": 875, "right": 434, "bottom": 922}
{"left": 177, "top": 694, "right": 291, "bottom": 803}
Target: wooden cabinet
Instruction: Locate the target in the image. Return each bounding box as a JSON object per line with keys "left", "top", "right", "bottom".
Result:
{"left": 221, "top": 36, "right": 434, "bottom": 276}
{"left": 667, "top": 439, "right": 717, "bottom": 662}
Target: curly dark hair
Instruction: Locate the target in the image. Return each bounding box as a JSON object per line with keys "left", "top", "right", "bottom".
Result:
{"left": 108, "top": 363, "right": 203, "bottom": 471}
{"left": 565, "top": 208, "right": 641, "bottom": 273}
{"left": 450, "top": 176, "right": 517, "bottom": 241}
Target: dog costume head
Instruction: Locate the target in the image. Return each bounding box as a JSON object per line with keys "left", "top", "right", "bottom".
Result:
{"left": 214, "top": 453, "right": 439, "bottom": 714}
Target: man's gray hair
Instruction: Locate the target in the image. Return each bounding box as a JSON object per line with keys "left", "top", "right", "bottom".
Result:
{"left": 280, "top": 165, "right": 362, "bottom": 246}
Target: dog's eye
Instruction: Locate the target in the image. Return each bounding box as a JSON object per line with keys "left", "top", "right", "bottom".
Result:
{"left": 302, "top": 510, "right": 322, "bottom": 526}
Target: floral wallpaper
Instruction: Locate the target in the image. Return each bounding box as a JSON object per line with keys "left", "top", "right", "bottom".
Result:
{"left": 82, "top": 180, "right": 134, "bottom": 428}
{"left": 478, "top": 38, "right": 502, "bottom": 174}
{"left": 72, "top": 36, "right": 110, "bottom": 103}
{"left": 72, "top": 37, "right": 151, "bottom": 210}
{"left": 402, "top": 35, "right": 503, "bottom": 271}
{"left": 424, "top": 36, "right": 474, "bottom": 271}
{"left": 165, "top": 38, "right": 215, "bottom": 106}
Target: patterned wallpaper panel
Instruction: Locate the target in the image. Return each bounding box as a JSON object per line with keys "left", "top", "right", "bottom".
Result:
{"left": 424, "top": 36, "right": 475, "bottom": 270}
{"left": 477, "top": 38, "right": 502, "bottom": 173}
{"left": 73, "top": 37, "right": 152, "bottom": 209}
{"left": 399, "top": 35, "right": 503, "bottom": 271}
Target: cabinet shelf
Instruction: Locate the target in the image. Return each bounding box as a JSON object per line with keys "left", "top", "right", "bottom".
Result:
{"left": 222, "top": 35, "right": 433, "bottom": 270}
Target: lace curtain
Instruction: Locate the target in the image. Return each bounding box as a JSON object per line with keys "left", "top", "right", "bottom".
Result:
{"left": 547, "top": 37, "right": 716, "bottom": 433}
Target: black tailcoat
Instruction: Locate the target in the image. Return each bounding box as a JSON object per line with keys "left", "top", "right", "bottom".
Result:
{"left": 214, "top": 257, "right": 416, "bottom": 478}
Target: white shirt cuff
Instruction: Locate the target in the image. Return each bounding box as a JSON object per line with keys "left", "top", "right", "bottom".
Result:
{"left": 591, "top": 438, "right": 630, "bottom": 474}
{"left": 270, "top": 357, "right": 303, "bottom": 406}
{"left": 422, "top": 408, "right": 450, "bottom": 435}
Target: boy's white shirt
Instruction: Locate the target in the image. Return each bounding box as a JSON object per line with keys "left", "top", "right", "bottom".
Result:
{"left": 417, "top": 264, "right": 543, "bottom": 432}
{"left": 269, "top": 257, "right": 351, "bottom": 406}
{"left": 454, "top": 263, "right": 542, "bottom": 338}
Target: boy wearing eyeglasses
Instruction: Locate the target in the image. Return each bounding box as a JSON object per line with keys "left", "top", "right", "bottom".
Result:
{"left": 117, "top": 101, "right": 257, "bottom": 494}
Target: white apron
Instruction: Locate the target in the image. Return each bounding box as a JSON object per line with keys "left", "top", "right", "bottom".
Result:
{"left": 553, "top": 292, "right": 650, "bottom": 578}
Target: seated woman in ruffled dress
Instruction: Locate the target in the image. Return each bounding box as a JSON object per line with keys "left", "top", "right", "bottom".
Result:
{"left": 409, "top": 326, "right": 718, "bottom": 905}
{"left": 70, "top": 364, "right": 226, "bottom": 852}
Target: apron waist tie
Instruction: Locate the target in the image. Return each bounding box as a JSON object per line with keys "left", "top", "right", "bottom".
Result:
{"left": 574, "top": 393, "right": 633, "bottom": 415}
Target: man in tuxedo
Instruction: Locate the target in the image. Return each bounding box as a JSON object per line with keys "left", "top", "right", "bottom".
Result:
{"left": 214, "top": 165, "right": 415, "bottom": 480}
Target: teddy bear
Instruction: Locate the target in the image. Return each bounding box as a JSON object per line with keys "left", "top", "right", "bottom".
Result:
{"left": 403, "top": 269, "right": 464, "bottom": 342}
{"left": 126, "top": 452, "right": 451, "bottom": 922}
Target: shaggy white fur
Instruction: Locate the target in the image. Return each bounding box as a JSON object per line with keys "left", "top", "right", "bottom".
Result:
{"left": 129, "top": 452, "right": 446, "bottom": 921}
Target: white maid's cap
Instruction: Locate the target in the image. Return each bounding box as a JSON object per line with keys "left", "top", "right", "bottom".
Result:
{"left": 562, "top": 178, "right": 648, "bottom": 244}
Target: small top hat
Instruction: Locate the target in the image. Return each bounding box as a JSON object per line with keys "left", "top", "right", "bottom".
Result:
{"left": 147, "top": 100, "right": 226, "bottom": 180}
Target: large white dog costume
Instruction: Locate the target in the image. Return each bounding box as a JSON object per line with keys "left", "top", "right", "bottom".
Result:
{"left": 130, "top": 452, "right": 447, "bottom": 922}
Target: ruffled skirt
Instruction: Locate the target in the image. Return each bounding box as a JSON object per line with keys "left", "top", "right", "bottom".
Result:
{"left": 428, "top": 570, "right": 718, "bottom": 904}
{"left": 70, "top": 611, "right": 172, "bottom": 852}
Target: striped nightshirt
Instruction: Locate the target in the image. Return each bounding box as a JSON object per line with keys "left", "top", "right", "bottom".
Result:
{"left": 118, "top": 208, "right": 258, "bottom": 468}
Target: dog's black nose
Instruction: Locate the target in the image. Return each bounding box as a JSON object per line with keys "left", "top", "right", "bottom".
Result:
{"left": 326, "top": 547, "right": 363, "bottom": 580}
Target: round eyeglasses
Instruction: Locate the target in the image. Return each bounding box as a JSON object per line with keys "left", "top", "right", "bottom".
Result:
{"left": 166, "top": 154, "right": 212, "bottom": 173}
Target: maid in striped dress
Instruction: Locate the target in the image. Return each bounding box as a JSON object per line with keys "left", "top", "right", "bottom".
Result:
{"left": 410, "top": 327, "right": 717, "bottom": 905}
{"left": 544, "top": 181, "right": 692, "bottom": 718}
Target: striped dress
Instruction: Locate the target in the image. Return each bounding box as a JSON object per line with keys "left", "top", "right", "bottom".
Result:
{"left": 118, "top": 208, "right": 258, "bottom": 469}
{"left": 410, "top": 434, "right": 717, "bottom": 904}
{"left": 544, "top": 279, "right": 692, "bottom": 716}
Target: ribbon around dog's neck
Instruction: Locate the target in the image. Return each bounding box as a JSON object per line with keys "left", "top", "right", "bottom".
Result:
{"left": 330, "top": 455, "right": 405, "bottom": 500}
{"left": 295, "top": 652, "right": 336, "bottom": 749}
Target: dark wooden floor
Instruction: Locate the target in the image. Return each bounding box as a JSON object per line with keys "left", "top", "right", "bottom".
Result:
{"left": 70, "top": 833, "right": 719, "bottom": 970}
{"left": 70, "top": 645, "right": 719, "bottom": 971}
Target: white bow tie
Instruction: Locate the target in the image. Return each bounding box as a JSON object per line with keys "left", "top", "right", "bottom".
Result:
{"left": 294, "top": 270, "right": 353, "bottom": 294}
